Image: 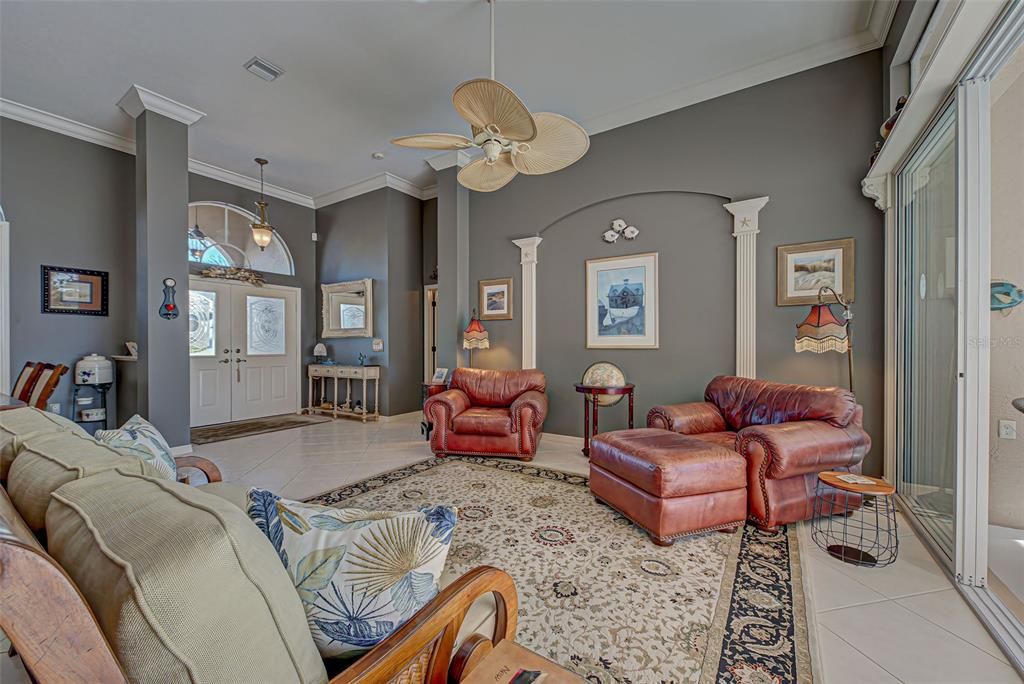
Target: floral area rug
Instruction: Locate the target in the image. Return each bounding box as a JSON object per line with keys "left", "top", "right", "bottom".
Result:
{"left": 307, "top": 457, "right": 811, "bottom": 683}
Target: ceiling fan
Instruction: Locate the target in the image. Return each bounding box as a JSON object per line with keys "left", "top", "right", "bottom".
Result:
{"left": 391, "top": 0, "right": 589, "bottom": 192}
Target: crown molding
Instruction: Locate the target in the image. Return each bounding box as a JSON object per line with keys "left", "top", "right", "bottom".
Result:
{"left": 188, "top": 160, "right": 316, "bottom": 209}
{"left": 0, "top": 98, "right": 136, "bottom": 154}
{"left": 581, "top": 4, "right": 895, "bottom": 137}
{"left": 427, "top": 150, "right": 473, "bottom": 171}
{"left": 312, "top": 172, "right": 431, "bottom": 208}
{"left": 117, "top": 84, "right": 205, "bottom": 126}
{"left": 421, "top": 185, "right": 438, "bottom": 200}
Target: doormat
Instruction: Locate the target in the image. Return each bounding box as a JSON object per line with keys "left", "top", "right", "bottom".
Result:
{"left": 191, "top": 413, "right": 330, "bottom": 445}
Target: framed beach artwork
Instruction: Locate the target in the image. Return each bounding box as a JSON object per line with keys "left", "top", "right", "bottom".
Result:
{"left": 41, "top": 265, "right": 109, "bottom": 316}
{"left": 776, "top": 238, "right": 855, "bottom": 306}
{"left": 479, "top": 277, "right": 513, "bottom": 320}
{"left": 586, "top": 252, "right": 659, "bottom": 349}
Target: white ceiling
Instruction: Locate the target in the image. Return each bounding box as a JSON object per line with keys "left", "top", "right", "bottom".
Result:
{"left": 0, "top": 0, "right": 894, "bottom": 205}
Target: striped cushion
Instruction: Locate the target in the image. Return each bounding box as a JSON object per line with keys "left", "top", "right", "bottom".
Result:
{"left": 46, "top": 469, "right": 327, "bottom": 684}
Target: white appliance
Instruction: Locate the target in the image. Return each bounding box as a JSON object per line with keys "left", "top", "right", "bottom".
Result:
{"left": 75, "top": 354, "right": 113, "bottom": 385}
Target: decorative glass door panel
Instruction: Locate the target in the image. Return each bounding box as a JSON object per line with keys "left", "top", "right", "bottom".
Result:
{"left": 897, "top": 102, "right": 958, "bottom": 563}
{"left": 189, "top": 278, "right": 298, "bottom": 426}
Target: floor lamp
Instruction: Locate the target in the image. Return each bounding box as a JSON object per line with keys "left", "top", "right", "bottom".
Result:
{"left": 463, "top": 309, "right": 489, "bottom": 368}
{"left": 794, "top": 285, "right": 855, "bottom": 395}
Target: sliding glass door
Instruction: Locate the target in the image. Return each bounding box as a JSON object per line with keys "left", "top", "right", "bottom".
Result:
{"left": 896, "top": 103, "right": 958, "bottom": 563}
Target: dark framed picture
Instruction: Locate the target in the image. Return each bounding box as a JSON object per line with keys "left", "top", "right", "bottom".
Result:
{"left": 41, "top": 265, "right": 109, "bottom": 316}
{"left": 776, "top": 238, "right": 855, "bottom": 306}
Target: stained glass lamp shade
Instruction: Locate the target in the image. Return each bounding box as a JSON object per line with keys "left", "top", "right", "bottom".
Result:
{"left": 795, "top": 304, "right": 849, "bottom": 354}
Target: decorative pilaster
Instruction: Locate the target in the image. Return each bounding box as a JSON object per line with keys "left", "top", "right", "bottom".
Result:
{"left": 512, "top": 237, "right": 542, "bottom": 369}
{"left": 723, "top": 196, "right": 769, "bottom": 379}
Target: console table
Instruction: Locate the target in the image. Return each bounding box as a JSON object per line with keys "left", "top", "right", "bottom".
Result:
{"left": 574, "top": 383, "right": 635, "bottom": 457}
{"left": 306, "top": 364, "right": 380, "bottom": 422}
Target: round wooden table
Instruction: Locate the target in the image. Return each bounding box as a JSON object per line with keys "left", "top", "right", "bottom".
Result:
{"left": 574, "top": 383, "right": 635, "bottom": 457}
{"left": 812, "top": 471, "right": 898, "bottom": 567}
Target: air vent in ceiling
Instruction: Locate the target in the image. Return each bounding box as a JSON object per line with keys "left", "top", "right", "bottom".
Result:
{"left": 244, "top": 56, "right": 284, "bottom": 82}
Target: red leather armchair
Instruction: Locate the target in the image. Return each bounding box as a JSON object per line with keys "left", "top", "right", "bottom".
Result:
{"left": 423, "top": 368, "right": 548, "bottom": 461}
{"left": 648, "top": 375, "right": 871, "bottom": 530}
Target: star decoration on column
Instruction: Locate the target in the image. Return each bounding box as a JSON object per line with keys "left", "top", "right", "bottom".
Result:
{"left": 740, "top": 217, "right": 752, "bottom": 228}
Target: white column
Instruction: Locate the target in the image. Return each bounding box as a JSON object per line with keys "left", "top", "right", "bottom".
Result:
{"left": 723, "top": 196, "right": 769, "bottom": 378}
{"left": 512, "top": 237, "right": 542, "bottom": 369}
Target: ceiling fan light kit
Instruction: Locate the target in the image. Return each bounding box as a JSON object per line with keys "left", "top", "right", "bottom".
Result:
{"left": 391, "top": 0, "right": 589, "bottom": 192}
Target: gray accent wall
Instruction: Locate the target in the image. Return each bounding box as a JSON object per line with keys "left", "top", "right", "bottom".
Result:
{"left": 0, "top": 118, "right": 135, "bottom": 422}
{"left": 134, "top": 111, "right": 190, "bottom": 447}
{"left": 315, "top": 188, "right": 423, "bottom": 416}
{"left": 468, "top": 51, "right": 886, "bottom": 474}
{"left": 422, "top": 198, "right": 437, "bottom": 285}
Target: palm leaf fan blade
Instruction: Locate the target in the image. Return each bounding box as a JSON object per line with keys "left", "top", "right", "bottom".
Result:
{"left": 391, "top": 133, "right": 474, "bottom": 150}
{"left": 452, "top": 79, "right": 537, "bottom": 142}
{"left": 457, "top": 153, "right": 518, "bottom": 192}
{"left": 511, "top": 113, "right": 590, "bottom": 175}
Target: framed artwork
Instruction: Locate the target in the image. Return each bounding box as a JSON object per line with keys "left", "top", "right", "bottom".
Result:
{"left": 41, "top": 265, "right": 109, "bottom": 316}
{"left": 586, "top": 252, "right": 659, "bottom": 349}
{"left": 431, "top": 367, "right": 449, "bottom": 384}
{"left": 479, "top": 277, "right": 513, "bottom": 320}
{"left": 776, "top": 238, "right": 855, "bottom": 306}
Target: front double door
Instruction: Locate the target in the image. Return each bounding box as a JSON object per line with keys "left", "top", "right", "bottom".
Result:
{"left": 189, "top": 277, "right": 299, "bottom": 427}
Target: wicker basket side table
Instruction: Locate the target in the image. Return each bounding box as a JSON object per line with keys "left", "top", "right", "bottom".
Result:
{"left": 812, "top": 471, "right": 899, "bottom": 567}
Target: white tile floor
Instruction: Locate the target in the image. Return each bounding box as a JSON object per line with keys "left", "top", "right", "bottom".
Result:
{"left": 197, "top": 415, "right": 1020, "bottom": 682}
{"left": 5, "top": 415, "right": 1021, "bottom": 682}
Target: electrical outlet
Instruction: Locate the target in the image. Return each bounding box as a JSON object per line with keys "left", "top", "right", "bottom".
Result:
{"left": 311, "top": 232, "right": 318, "bottom": 242}
{"left": 998, "top": 419, "right": 1018, "bottom": 440}
{"left": 47, "top": 402, "right": 61, "bottom": 415}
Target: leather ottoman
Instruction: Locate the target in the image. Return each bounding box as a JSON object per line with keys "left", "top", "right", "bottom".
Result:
{"left": 589, "top": 428, "right": 747, "bottom": 546}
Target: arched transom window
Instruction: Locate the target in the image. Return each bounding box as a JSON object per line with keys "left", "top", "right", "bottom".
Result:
{"left": 187, "top": 201, "right": 294, "bottom": 276}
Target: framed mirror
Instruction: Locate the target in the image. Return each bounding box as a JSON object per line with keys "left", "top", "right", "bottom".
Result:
{"left": 321, "top": 279, "right": 373, "bottom": 338}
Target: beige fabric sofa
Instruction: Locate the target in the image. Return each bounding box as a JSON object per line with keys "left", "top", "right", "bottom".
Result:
{"left": 0, "top": 408, "right": 513, "bottom": 683}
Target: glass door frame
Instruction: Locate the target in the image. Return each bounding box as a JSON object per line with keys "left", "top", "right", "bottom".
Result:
{"left": 891, "top": 2, "right": 1024, "bottom": 671}
{"left": 894, "top": 98, "right": 959, "bottom": 568}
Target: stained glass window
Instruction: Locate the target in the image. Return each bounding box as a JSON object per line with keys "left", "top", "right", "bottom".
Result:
{"left": 247, "top": 296, "right": 286, "bottom": 355}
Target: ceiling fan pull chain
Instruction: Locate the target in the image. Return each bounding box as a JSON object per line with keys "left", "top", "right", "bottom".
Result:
{"left": 489, "top": 0, "right": 496, "bottom": 80}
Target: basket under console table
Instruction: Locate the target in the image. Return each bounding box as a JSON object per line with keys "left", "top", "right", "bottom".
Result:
{"left": 306, "top": 364, "right": 381, "bottom": 422}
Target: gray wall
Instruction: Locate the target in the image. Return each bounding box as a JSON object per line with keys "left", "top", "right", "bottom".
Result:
{"left": 315, "top": 188, "right": 423, "bottom": 416}
{"left": 386, "top": 190, "right": 425, "bottom": 415}
{"left": 468, "top": 51, "right": 886, "bottom": 475}
{"left": 0, "top": 118, "right": 135, "bottom": 424}
{"left": 134, "top": 111, "right": 190, "bottom": 447}
{"left": 422, "top": 198, "right": 437, "bottom": 285}
{"left": 188, "top": 173, "right": 318, "bottom": 401}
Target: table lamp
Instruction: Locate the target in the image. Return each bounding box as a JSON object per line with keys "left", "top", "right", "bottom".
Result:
{"left": 463, "top": 309, "right": 490, "bottom": 367}
{"left": 795, "top": 285, "right": 855, "bottom": 394}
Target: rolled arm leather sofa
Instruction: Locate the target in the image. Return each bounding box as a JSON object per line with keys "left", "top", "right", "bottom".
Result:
{"left": 424, "top": 368, "right": 548, "bottom": 460}
{"left": 648, "top": 375, "right": 871, "bottom": 530}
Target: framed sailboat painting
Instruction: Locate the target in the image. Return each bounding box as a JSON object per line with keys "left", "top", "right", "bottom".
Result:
{"left": 586, "top": 252, "right": 659, "bottom": 349}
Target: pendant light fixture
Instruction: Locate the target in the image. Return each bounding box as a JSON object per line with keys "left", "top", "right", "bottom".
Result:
{"left": 250, "top": 158, "right": 275, "bottom": 251}
{"left": 187, "top": 204, "right": 207, "bottom": 241}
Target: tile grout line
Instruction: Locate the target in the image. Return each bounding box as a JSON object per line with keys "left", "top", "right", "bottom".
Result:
{"left": 894, "top": 594, "right": 1014, "bottom": 665}
{"left": 820, "top": 624, "right": 907, "bottom": 683}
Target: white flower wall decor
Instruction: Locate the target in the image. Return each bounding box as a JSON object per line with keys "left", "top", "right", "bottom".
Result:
{"left": 603, "top": 218, "right": 639, "bottom": 243}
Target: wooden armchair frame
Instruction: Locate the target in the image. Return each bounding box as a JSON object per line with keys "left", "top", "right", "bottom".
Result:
{"left": 0, "top": 481, "right": 517, "bottom": 684}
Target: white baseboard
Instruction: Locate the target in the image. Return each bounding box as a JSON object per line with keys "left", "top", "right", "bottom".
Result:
{"left": 379, "top": 411, "right": 422, "bottom": 423}
{"left": 170, "top": 444, "right": 194, "bottom": 456}
{"left": 540, "top": 433, "right": 585, "bottom": 447}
